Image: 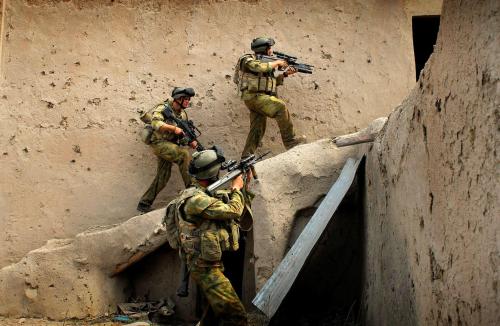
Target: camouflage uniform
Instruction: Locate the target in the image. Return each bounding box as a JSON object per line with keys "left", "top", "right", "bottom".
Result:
{"left": 138, "top": 100, "right": 192, "bottom": 208}
{"left": 179, "top": 182, "right": 248, "bottom": 326}
{"left": 237, "top": 54, "right": 297, "bottom": 157}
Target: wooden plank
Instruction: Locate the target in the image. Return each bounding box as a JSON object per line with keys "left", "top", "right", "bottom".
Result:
{"left": 252, "top": 157, "right": 363, "bottom": 318}
{"left": 333, "top": 117, "right": 387, "bottom": 147}
{"left": 333, "top": 134, "right": 375, "bottom": 147}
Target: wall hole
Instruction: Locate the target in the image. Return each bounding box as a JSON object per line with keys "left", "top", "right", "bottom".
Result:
{"left": 412, "top": 15, "right": 440, "bottom": 81}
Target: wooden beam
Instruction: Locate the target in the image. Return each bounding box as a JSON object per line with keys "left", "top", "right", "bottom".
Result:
{"left": 333, "top": 134, "right": 375, "bottom": 147}
{"left": 333, "top": 117, "right": 387, "bottom": 147}
{"left": 252, "top": 157, "right": 363, "bottom": 318}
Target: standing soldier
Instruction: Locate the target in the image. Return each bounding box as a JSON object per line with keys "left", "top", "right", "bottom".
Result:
{"left": 137, "top": 87, "right": 198, "bottom": 213}
{"left": 175, "top": 148, "right": 251, "bottom": 325}
{"left": 235, "top": 37, "right": 305, "bottom": 158}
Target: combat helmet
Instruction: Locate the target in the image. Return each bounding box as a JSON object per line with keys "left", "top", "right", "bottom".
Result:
{"left": 189, "top": 146, "right": 226, "bottom": 180}
{"left": 172, "top": 87, "right": 195, "bottom": 99}
{"left": 251, "top": 37, "right": 275, "bottom": 54}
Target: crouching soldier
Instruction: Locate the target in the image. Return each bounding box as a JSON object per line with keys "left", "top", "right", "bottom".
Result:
{"left": 175, "top": 148, "right": 250, "bottom": 326}
{"left": 137, "top": 87, "right": 198, "bottom": 213}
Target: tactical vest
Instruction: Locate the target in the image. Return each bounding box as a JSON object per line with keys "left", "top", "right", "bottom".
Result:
{"left": 235, "top": 54, "right": 278, "bottom": 95}
{"left": 162, "top": 187, "right": 240, "bottom": 267}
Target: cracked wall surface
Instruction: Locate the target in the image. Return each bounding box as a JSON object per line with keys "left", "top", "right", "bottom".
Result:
{"left": 363, "top": 0, "right": 499, "bottom": 325}
{"left": 0, "top": 138, "right": 366, "bottom": 319}
{"left": 0, "top": 209, "right": 167, "bottom": 319}
{"left": 0, "top": 0, "right": 423, "bottom": 268}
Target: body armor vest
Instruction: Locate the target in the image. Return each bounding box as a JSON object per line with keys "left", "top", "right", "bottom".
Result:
{"left": 236, "top": 54, "right": 278, "bottom": 95}
{"left": 163, "top": 187, "right": 240, "bottom": 267}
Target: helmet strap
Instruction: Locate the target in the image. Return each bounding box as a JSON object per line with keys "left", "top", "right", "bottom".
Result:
{"left": 173, "top": 98, "right": 187, "bottom": 110}
{"left": 180, "top": 97, "right": 191, "bottom": 109}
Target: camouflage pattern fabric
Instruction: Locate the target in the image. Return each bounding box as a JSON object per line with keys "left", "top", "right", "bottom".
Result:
{"left": 138, "top": 141, "right": 192, "bottom": 207}
{"left": 150, "top": 100, "right": 188, "bottom": 144}
{"left": 177, "top": 183, "right": 247, "bottom": 325}
{"left": 191, "top": 266, "right": 247, "bottom": 326}
{"left": 181, "top": 184, "right": 245, "bottom": 268}
{"left": 241, "top": 93, "right": 296, "bottom": 157}
{"left": 238, "top": 55, "right": 284, "bottom": 95}
{"left": 238, "top": 56, "right": 296, "bottom": 157}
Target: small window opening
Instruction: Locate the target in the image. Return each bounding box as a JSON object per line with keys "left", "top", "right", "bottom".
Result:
{"left": 412, "top": 15, "right": 440, "bottom": 81}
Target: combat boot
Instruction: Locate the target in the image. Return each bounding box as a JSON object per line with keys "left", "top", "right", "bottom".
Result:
{"left": 284, "top": 135, "right": 307, "bottom": 150}
{"left": 137, "top": 202, "right": 152, "bottom": 214}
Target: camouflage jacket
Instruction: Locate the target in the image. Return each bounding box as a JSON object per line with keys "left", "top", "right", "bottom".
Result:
{"left": 179, "top": 182, "right": 246, "bottom": 268}
{"left": 150, "top": 99, "right": 189, "bottom": 144}
{"left": 237, "top": 54, "right": 285, "bottom": 99}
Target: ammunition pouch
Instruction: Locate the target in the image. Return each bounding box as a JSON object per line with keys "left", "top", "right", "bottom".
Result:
{"left": 240, "top": 73, "right": 277, "bottom": 95}
{"left": 179, "top": 222, "right": 201, "bottom": 257}
{"left": 228, "top": 221, "right": 240, "bottom": 251}
{"left": 200, "top": 229, "right": 222, "bottom": 261}
{"left": 199, "top": 221, "right": 240, "bottom": 262}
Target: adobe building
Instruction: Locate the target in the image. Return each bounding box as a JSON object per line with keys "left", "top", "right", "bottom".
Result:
{"left": 1, "top": 0, "right": 498, "bottom": 325}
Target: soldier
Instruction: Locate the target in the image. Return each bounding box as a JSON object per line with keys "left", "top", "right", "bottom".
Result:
{"left": 236, "top": 37, "right": 305, "bottom": 158}
{"left": 137, "top": 87, "right": 198, "bottom": 213}
{"left": 177, "top": 148, "right": 250, "bottom": 326}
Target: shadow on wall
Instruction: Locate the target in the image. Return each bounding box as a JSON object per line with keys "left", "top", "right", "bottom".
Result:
{"left": 123, "top": 245, "right": 199, "bottom": 323}
{"left": 270, "top": 168, "right": 365, "bottom": 326}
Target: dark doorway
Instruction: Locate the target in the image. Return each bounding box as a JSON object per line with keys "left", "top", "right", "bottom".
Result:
{"left": 412, "top": 15, "right": 440, "bottom": 81}
{"left": 269, "top": 169, "right": 365, "bottom": 326}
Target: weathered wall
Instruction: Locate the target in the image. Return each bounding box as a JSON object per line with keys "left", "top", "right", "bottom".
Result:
{"left": 0, "top": 209, "right": 167, "bottom": 319}
{"left": 0, "top": 138, "right": 364, "bottom": 320}
{"left": 0, "top": 0, "right": 419, "bottom": 267}
{"left": 363, "top": 0, "right": 499, "bottom": 325}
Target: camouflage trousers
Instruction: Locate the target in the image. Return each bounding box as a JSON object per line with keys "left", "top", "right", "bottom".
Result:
{"left": 138, "top": 141, "right": 192, "bottom": 207}
{"left": 241, "top": 93, "right": 296, "bottom": 157}
{"left": 191, "top": 265, "right": 247, "bottom": 326}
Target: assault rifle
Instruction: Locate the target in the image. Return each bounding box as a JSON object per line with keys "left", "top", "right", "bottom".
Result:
{"left": 163, "top": 106, "right": 205, "bottom": 151}
{"left": 206, "top": 151, "right": 270, "bottom": 194}
{"left": 176, "top": 152, "right": 270, "bottom": 298}
{"left": 257, "top": 51, "right": 313, "bottom": 74}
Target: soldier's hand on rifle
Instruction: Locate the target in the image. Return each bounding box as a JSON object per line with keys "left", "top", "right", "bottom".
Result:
{"left": 284, "top": 66, "right": 297, "bottom": 77}
{"left": 189, "top": 140, "right": 198, "bottom": 149}
{"left": 231, "top": 175, "right": 244, "bottom": 191}
{"left": 174, "top": 127, "right": 185, "bottom": 136}
{"left": 271, "top": 59, "right": 288, "bottom": 70}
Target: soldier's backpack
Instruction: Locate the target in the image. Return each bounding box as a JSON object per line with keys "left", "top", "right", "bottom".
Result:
{"left": 233, "top": 54, "right": 254, "bottom": 87}
{"left": 162, "top": 188, "right": 199, "bottom": 250}
{"left": 138, "top": 107, "right": 155, "bottom": 145}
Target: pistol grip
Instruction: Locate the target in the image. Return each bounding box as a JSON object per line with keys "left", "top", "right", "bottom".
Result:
{"left": 250, "top": 165, "right": 258, "bottom": 180}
